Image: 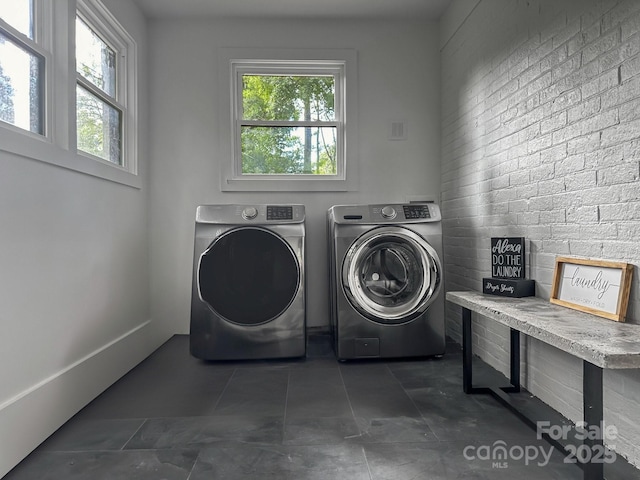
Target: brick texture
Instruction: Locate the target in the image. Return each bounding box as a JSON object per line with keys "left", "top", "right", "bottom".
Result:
{"left": 441, "top": 0, "right": 640, "bottom": 468}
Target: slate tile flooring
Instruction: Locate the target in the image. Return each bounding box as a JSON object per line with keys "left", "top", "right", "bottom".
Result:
{"left": 4, "top": 334, "right": 586, "bottom": 480}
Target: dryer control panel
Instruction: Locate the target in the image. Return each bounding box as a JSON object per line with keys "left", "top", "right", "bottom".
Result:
{"left": 195, "top": 204, "right": 305, "bottom": 224}
{"left": 266, "top": 205, "right": 294, "bottom": 220}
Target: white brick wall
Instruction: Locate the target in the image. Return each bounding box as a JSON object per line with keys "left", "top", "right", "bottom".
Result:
{"left": 441, "top": 0, "right": 640, "bottom": 467}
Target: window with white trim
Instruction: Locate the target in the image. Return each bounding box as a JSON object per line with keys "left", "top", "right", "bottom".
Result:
{"left": 0, "top": 0, "right": 46, "bottom": 136}
{"left": 219, "top": 48, "right": 358, "bottom": 192}
{"left": 0, "top": 1, "right": 138, "bottom": 187}
{"left": 76, "top": 0, "right": 136, "bottom": 173}
{"left": 234, "top": 61, "right": 342, "bottom": 176}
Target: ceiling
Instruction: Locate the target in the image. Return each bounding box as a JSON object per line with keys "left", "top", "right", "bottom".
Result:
{"left": 131, "top": 0, "right": 452, "bottom": 21}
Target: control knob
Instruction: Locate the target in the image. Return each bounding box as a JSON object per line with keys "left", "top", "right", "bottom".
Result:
{"left": 242, "top": 206, "right": 258, "bottom": 220}
{"left": 381, "top": 206, "right": 397, "bottom": 219}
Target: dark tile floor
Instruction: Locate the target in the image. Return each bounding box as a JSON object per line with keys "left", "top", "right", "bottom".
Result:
{"left": 3, "top": 334, "right": 630, "bottom": 479}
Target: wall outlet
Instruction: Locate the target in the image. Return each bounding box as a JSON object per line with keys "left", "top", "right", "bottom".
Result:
{"left": 389, "top": 120, "right": 407, "bottom": 140}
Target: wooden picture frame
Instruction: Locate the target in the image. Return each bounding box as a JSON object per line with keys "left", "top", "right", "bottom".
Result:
{"left": 550, "top": 256, "right": 634, "bottom": 322}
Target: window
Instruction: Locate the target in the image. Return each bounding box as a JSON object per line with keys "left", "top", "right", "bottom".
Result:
{"left": 0, "top": 1, "right": 138, "bottom": 187}
{"left": 219, "top": 48, "right": 358, "bottom": 192}
{"left": 76, "top": 0, "right": 137, "bottom": 173}
{"left": 0, "top": 0, "right": 46, "bottom": 135}
{"left": 235, "top": 63, "right": 341, "bottom": 176}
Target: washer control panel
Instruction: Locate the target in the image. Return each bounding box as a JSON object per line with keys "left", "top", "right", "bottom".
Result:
{"left": 403, "top": 204, "right": 431, "bottom": 219}
{"left": 331, "top": 203, "right": 440, "bottom": 224}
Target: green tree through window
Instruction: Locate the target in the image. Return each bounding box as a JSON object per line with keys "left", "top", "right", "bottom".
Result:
{"left": 0, "top": 63, "right": 15, "bottom": 125}
{"left": 240, "top": 74, "right": 337, "bottom": 175}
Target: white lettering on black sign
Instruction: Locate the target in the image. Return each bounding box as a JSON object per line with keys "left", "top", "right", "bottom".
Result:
{"left": 491, "top": 237, "right": 525, "bottom": 279}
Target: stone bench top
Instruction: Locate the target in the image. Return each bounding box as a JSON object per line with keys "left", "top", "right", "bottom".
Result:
{"left": 446, "top": 291, "right": 640, "bottom": 369}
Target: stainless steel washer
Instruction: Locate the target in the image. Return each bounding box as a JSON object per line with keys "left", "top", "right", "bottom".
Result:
{"left": 190, "top": 204, "right": 306, "bottom": 360}
{"left": 327, "top": 203, "right": 445, "bottom": 360}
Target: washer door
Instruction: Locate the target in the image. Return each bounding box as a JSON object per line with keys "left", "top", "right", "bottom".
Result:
{"left": 198, "top": 227, "right": 300, "bottom": 325}
{"left": 342, "top": 226, "right": 441, "bottom": 324}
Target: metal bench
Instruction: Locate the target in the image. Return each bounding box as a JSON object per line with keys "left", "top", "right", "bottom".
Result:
{"left": 447, "top": 290, "right": 640, "bottom": 480}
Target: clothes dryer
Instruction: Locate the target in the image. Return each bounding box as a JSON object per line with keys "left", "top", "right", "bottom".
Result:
{"left": 190, "top": 204, "right": 305, "bottom": 360}
{"left": 327, "top": 203, "right": 445, "bottom": 360}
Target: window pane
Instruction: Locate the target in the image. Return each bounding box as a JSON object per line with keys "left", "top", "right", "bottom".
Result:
{"left": 241, "top": 126, "right": 337, "bottom": 175}
{"left": 0, "top": 31, "right": 44, "bottom": 134}
{"left": 0, "top": 0, "right": 34, "bottom": 39}
{"left": 76, "top": 16, "right": 116, "bottom": 97}
{"left": 77, "top": 85, "right": 122, "bottom": 165}
{"left": 242, "top": 75, "right": 335, "bottom": 122}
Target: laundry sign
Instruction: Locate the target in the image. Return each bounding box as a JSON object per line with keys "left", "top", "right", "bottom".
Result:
{"left": 483, "top": 237, "right": 534, "bottom": 297}
{"left": 491, "top": 237, "right": 525, "bottom": 279}
{"left": 550, "top": 256, "right": 634, "bottom": 322}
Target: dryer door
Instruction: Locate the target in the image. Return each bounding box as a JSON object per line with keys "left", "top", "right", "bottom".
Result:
{"left": 198, "top": 227, "right": 300, "bottom": 325}
{"left": 342, "top": 226, "right": 441, "bottom": 324}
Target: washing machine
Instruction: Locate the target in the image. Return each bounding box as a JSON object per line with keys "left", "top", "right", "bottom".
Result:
{"left": 327, "top": 203, "right": 445, "bottom": 360}
{"left": 190, "top": 204, "right": 306, "bottom": 360}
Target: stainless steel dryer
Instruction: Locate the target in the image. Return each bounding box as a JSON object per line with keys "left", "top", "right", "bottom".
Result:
{"left": 327, "top": 203, "right": 445, "bottom": 360}
{"left": 190, "top": 204, "right": 306, "bottom": 360}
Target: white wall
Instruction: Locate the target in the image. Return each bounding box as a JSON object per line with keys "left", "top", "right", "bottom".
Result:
{"left": 441, "top": 0, "right": 640, "bottom": 467}
{"left": 0, "top": 1, "right": 163, "bottom": 477}
{"left": 147, "top": 17, "right": 442, "bottom": 332}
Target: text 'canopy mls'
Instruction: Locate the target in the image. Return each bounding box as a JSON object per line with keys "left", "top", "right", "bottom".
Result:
{"left": 241, "top": 74, "right": 337, "bottom": 175}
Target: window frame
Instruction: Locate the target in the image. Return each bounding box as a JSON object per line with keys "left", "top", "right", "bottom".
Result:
{"left": 75, "top": 0, "right": 137, "bottom": 176}
{"left": 233, "top": 61, "right": 344, "bottom": 178}
{"left": 0, "top": 0, "right": 139, "bottom": 188}
{"left": 0, "top": 0, "right": 50, "bottom": 139}
{"left": 218, "top": 48, "right": 358, "bottom": 192}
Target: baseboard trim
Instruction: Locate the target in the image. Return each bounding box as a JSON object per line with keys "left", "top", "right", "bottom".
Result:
{"left": 0, "top": 320, "right": 164, "bottom": 478}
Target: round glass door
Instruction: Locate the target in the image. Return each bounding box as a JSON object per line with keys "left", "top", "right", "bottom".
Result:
{"left": 198, "top": 227, "right": 300, "bottom": 325}
{"left": 342, "top": 227, "right": 441, "bottom": 323}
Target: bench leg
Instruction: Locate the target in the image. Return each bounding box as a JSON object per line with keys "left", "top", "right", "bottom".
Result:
{"left": 508, "top": 328, "right": 521, "bottom": 392}
{"left": 460, "top": 306, "right": 606, "bottom": 480}
{"left": 583, "top": 361, "right": 604, "bottom": 480}
{"left": 462, "top": 307, "right": 473, "bottom": 393}
{"left": 462, "top": 307, "right": 520, "bottom": 394}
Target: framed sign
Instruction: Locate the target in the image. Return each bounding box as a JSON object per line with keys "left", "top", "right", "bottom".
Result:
{"left": 550, "top": 256, "right": 634, "bottom": 322}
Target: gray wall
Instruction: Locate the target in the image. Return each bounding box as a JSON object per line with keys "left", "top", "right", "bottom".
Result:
{"left": 146, "top": 17, "right": 443, "bottom": 333}
{"left": 0, "top": 1, "right": 167, "bottom": 477}
{"left": 441, "top": 0, "right": 640, "bottom": 466}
